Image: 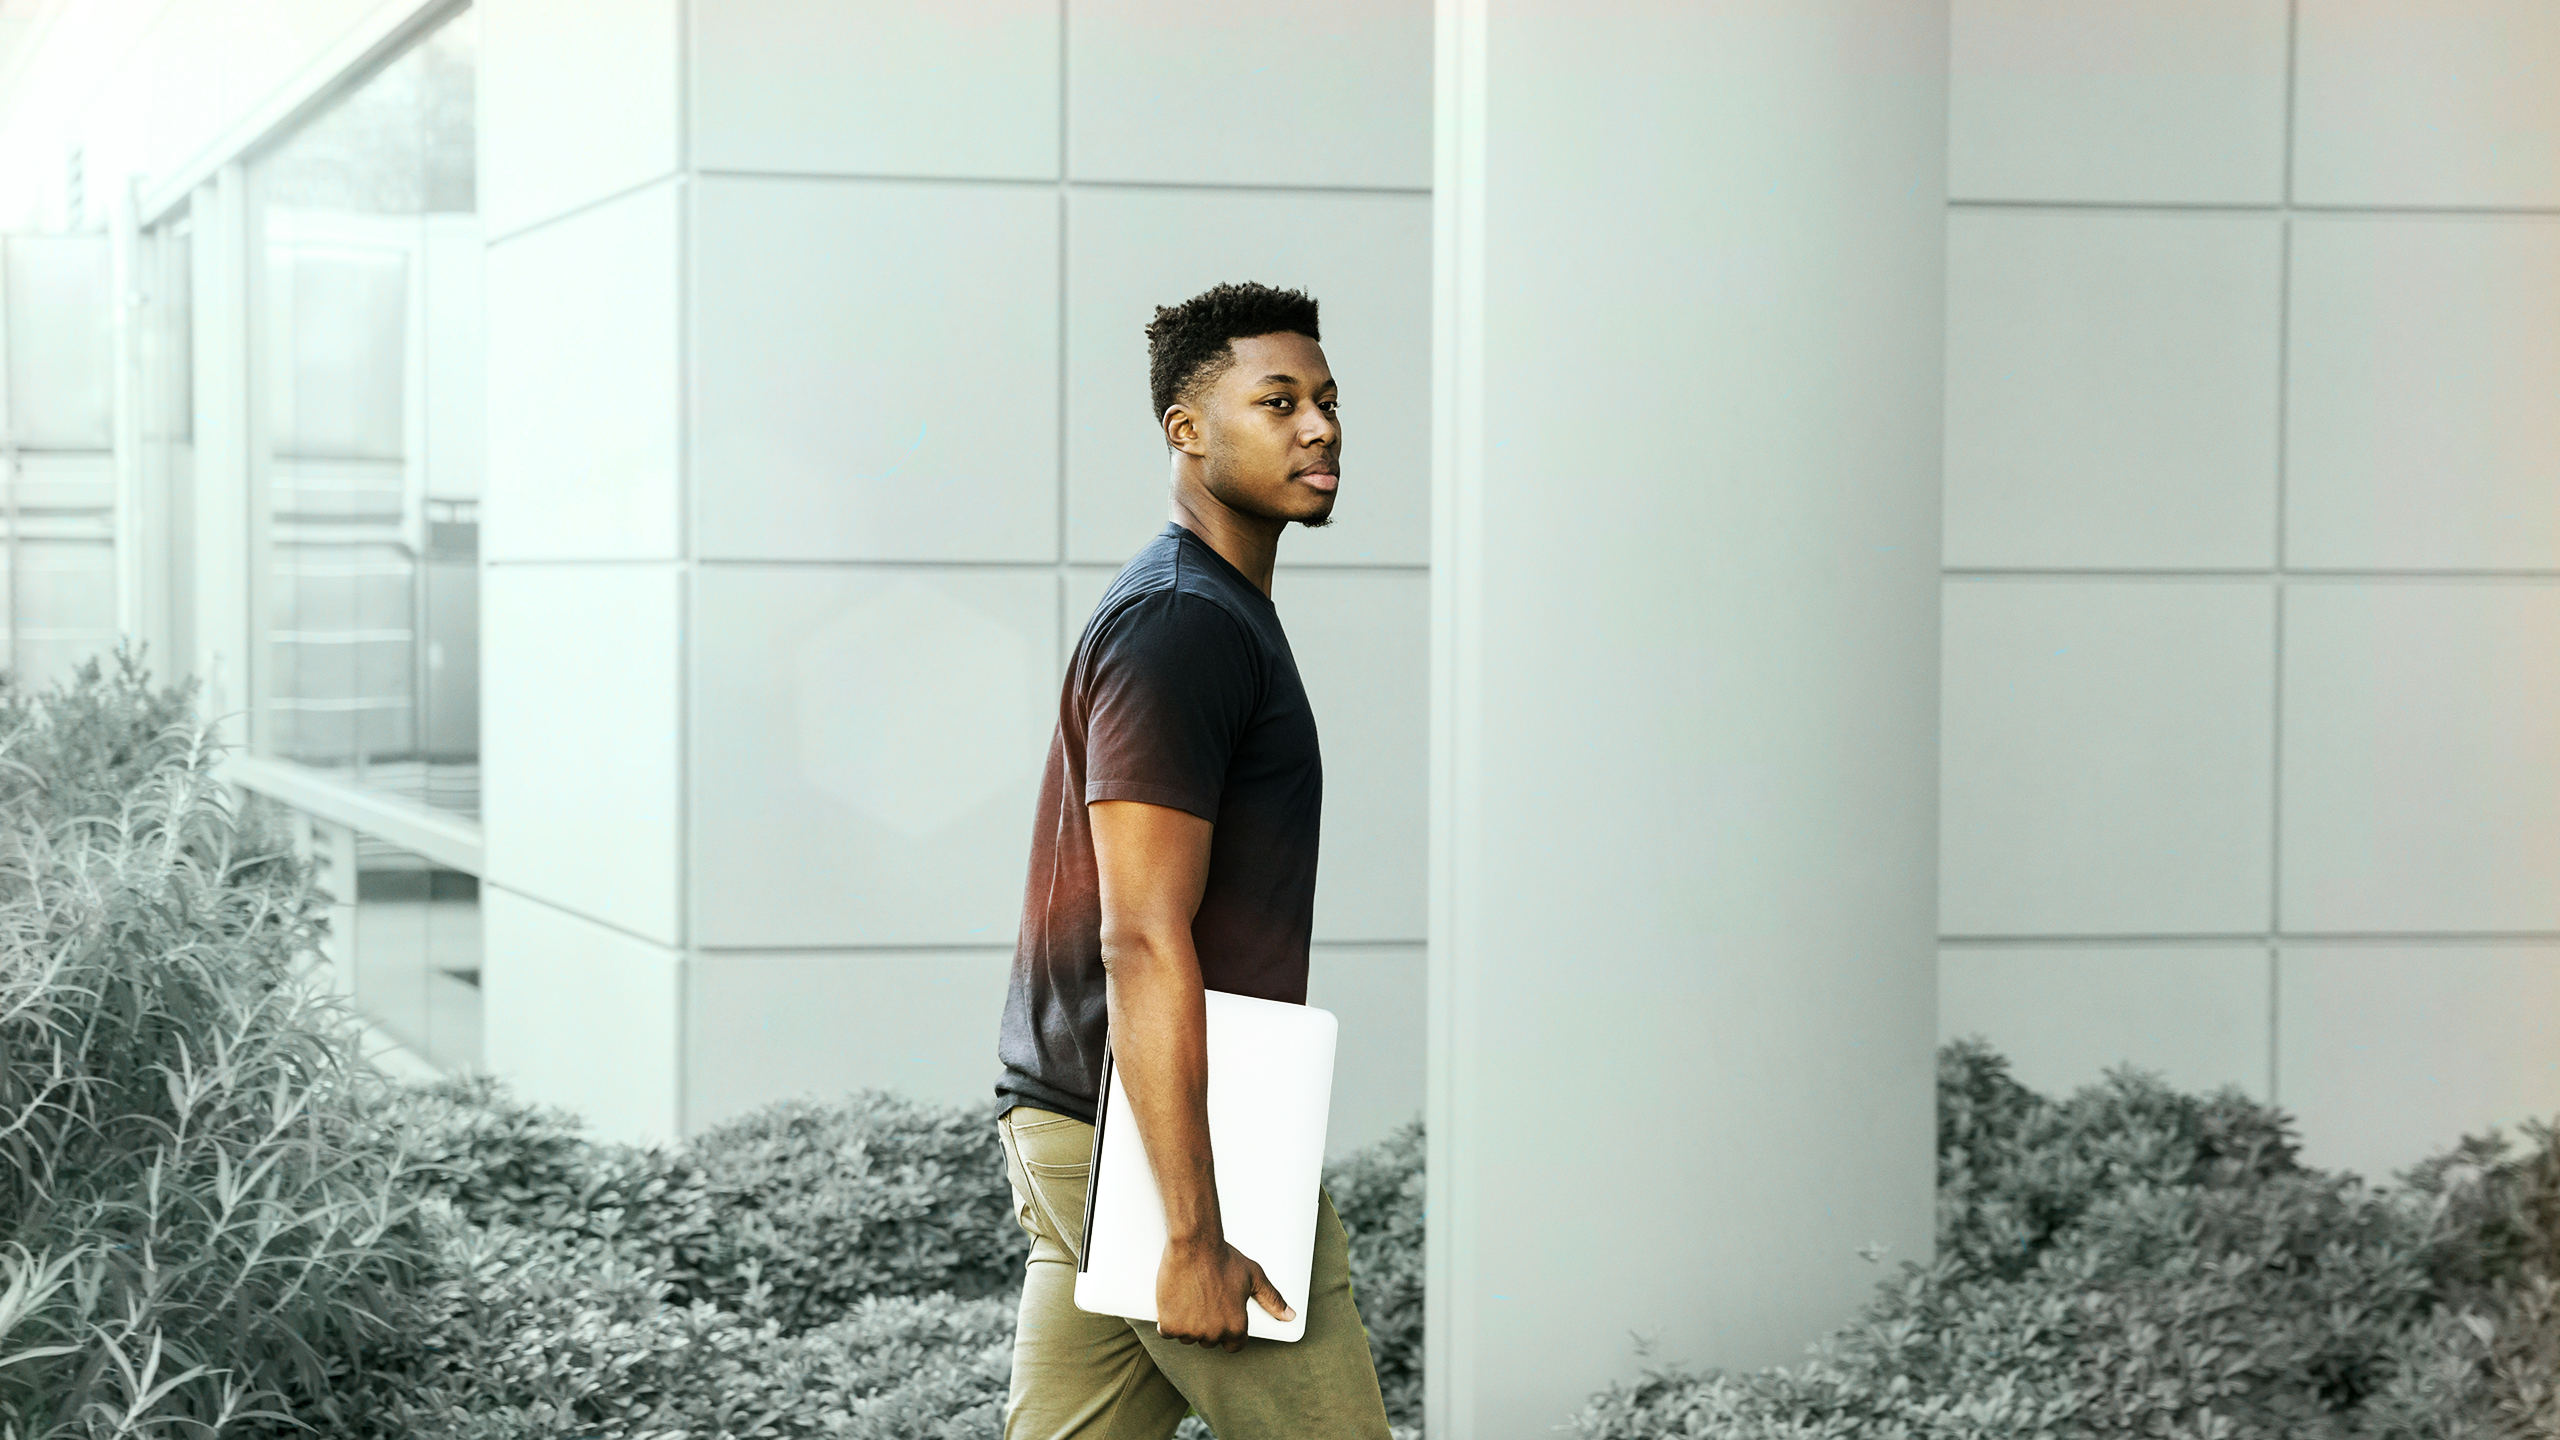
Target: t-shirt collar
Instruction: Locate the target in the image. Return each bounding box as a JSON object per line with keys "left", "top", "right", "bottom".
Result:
{"left": 1164, "top": 522, "right": 1274, "bottom": 607}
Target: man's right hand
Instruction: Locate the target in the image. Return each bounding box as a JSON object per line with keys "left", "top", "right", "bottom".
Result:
{"left": 1156, "top": 1234, "right": 1295, "bottom": 1352}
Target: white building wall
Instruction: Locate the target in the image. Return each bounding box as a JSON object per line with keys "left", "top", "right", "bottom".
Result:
{"left": 476, "top": 0, "right": 1434, "bottom": 1150}
{"left": 1938, "top": 0, "right": 2560, "bottom": 1186}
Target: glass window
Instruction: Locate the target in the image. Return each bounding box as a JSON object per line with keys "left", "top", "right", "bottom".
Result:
{"left": 289, "top": 805, "right": 484, "bottom": 1072}
{"left": 246, "top": 6, "right": 481, "bottom": 817}
{"left": 1, "top": 234, "right": 120, "bottom": 691}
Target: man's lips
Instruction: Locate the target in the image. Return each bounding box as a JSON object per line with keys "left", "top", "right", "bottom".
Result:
{"left": 1295, "top": 464, "right": 1339, "bottom": 493}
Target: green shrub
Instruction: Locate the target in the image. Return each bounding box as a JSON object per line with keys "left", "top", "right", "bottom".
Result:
{"left": 1569, "top": 1043, "right": 2560, "bottom": 1440}
{"left": 1935, "top": 1036, "right": 2304, "bottom": 1283}
{"left": 356, "top": 1074, "right": 733, "bottom": 1304}
{"left": 0, "top": 648, "right": 433, "bottom": 1439}
{"left": 358, "top": 1079, "right": 1029, "bottom": 1324}
{"left": 0, "top": 645, "right": 202, "bottom": 831}
{"left": 318, "top": 1205, "right": 1014, "bottom": 1440}
{"left": 284, "top": 1081, "right": 1031, "bottom": 1437}
{"left": 1328, "top": 1119, "right": 1426, "bottom": 1429}
{"left": 687, "top": 1092, "right": 1025, "bottom": 1329}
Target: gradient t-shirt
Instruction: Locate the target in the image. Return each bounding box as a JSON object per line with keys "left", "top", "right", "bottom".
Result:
{"left": 995, "top": 522, "right": 1324, "bottom": 1122}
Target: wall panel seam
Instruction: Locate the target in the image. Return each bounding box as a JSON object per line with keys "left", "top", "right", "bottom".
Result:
{"left": 1945, "top": 569, "right": 2560, "bottom": 583}
{"left": 484, "top": 171, "right": 685, "bottom": 250}
{"left": 1944, "top": 932, "right": 2560, "bottom": 947}
{"left": 685, "top": 168, "right": 1431, "bottom": 199}
{"left": 1952, "top": 199, "right": 2560, "bottom": 219}
{"left": 483, "top": 877, "right": 685, "bottom": 953}
{"left": 676, "top": 0, "right": 696, "bottom": 1136}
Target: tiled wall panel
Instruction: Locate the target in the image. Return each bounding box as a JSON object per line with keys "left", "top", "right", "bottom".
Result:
{"left": 692, "top": 178, "right": 1060, "bottom": 563}
{"left": 1279, "top": 570, "right": 1428, "bottom": 943}
{"left": 1941, "top": 581, "right": 2274, "bottom": 936}
{"left": 1066, "top": 0, "right": 1430, "bottom": 191}
{"left": 2293, "top": 0, "right": 2560, "bottom": 209}
{"left": 1949, "top": 0, "right": 2289, "bottom": 204}
{"left": 1064, "top": 188, "right": 1430, "bottom": 567}
{"left": 2286, "top": 218, "right": 2560, "bottom": 571}
{"left": 1940, "top": 944, "right": 2271, "bottom": 1100}
{"left": 2281, "top": 584, "right": 2560, "bottom": 935}
{"left": 1941, "top": 2, "right": 2560, "bottom": 1186}
{"left": 691, "top": 0, "right": 1059, "bottom": 181}
{"left": 685, "top": 949, "right": 1015, "bottom": 1132}
{"left": 689, "top": 566, "right": 1059, "bottom": 948}
{"left": 2277, "top": 945, "right": 2560, "bottom": 1184}
{"left": 478, "top": 0, "right": 680, "bottom": 237}
{"left": 484, "top": 182, "right": 682, "bottom": 562}
{"left": 483, "top": 885, "right": 683, "bottom": 1145}
{"left": 1943, "top": 211, "right": 2280, "bottom": 570}
{"left": 1306, "top": 943, "right": 1426, "bottom": 1156}
{"left": 481, "top": 565, "right": 683, "bottom": 946}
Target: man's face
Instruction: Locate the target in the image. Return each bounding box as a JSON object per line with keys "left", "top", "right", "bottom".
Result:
{"left": 1171, "top": 331, "right": 1340, "bottom": 528}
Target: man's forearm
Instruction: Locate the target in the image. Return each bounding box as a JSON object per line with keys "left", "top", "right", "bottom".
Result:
{"left": 1102, "top": 930, "right": 1223, "bottom": 1246}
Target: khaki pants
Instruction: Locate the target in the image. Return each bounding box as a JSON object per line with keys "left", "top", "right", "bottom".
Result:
{"left": 997, "top": 1106, "right": 1394, "bottom": 1440}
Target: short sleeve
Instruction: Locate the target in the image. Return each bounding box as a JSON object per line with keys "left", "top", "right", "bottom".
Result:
{"left": 1081, "top": 591, "right": 1261, "bottom": 822}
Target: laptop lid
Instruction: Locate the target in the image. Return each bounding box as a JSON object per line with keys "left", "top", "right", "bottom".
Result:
{"left": 1074, "top": 989, "right": 1339, "bottom": 1343}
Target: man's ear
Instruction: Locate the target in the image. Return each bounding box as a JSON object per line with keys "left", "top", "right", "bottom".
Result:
{"left": 1164, "top": 403, "right": 1208, "bottom": 458}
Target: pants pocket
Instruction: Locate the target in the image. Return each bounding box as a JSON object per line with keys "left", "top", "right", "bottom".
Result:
{"left": 1003, "top": 1114, "right": 1095, "bottom": 1263}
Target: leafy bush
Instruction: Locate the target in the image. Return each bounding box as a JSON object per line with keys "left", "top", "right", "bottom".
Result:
{"left": 0, "top": 645, "right": 203, "bottom": 832}
{"left": 1569, "top": 1041, "right": 2560, "bottom": 1440}
{"left": 0, "top": 646, "right": 434, "bottom": 1439}
{"left": 356, "top": 1074, "right": 733, "bottom": 1304}
{"left": 1329, "top": 1119, "right": 1427, "bottom": 1428}
{"left": 335, "top": 1207, "right": 1015, "bottom": 1440}
{"left": 688, "top": 1092, "right": 1025, "bottom": 1328}
{"left": 1935, "top": 1035, "right": 2304, "bottom": 1283}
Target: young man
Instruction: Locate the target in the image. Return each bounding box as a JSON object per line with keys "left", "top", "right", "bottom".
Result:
{"left": 992, "top": 282, "right": 1393, "bottom": 1440}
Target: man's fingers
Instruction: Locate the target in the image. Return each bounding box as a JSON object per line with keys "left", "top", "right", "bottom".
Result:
{"left": 1246, "top": 1260, "right": 1297, "bottom": 1323}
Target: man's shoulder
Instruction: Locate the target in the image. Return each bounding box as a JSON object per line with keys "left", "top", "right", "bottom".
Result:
{"left": 1089, "top": 577, "right": 1258, "bottom": 656}
{"left": 1091, "top": 537, "right": 1264, "bottom": 647}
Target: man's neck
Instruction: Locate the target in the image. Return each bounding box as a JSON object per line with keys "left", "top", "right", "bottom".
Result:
{"left": 1168, "top": 488, "right": 1283, "bottom": 598}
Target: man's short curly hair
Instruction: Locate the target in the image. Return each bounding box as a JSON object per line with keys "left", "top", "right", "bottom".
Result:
{"left": 1144, "top": 281, "right": 1323, "bottom": 427}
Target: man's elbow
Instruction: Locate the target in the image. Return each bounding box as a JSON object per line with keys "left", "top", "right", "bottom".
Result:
{"left": 1098, "top": 923, "right": 1185, "bottom": 979}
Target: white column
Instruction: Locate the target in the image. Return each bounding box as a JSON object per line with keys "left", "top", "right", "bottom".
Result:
{"left": 476, "top": 0, "right": 689, "bottom": 1145}
{"left": 1428, "top": 3, "right": 1949, "bottom": 1434}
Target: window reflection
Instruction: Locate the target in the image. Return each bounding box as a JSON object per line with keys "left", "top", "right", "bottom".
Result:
{"left": 249, "top": 6, "right": 481, "bottom": 817}
{"left": 2, "top": 235, "right": 120, "bottom": 691}
{"left": 297, "top": 809, "right": 483, "bottom": 1073}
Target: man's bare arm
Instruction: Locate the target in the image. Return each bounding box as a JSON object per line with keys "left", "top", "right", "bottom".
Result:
{"left": 1089, "top": 798, "right": 1295, "bottom": 1351}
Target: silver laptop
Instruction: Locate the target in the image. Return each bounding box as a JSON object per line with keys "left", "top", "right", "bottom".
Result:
{"left": 1074, "top": 989, "right": 1339, "bottom": 1343}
